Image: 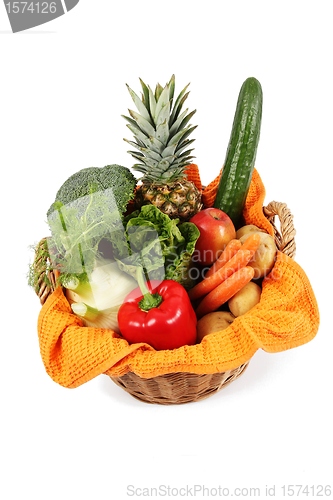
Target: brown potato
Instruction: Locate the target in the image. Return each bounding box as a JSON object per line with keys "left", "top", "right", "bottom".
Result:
{"left": 228, "top": 281, "right": 262, "bottom": 317}
{"left": 196, "top": 311, "right": 235, "bottom": 343}
{"left": 236, "top": 224, "right": 264, "bottom": 240}
{"left": 240, "top": 231, "right": 277, "bottom": 278}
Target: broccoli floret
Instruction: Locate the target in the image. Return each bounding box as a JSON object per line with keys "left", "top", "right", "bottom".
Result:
{"left": 47, "top": 164, "right": 136, "bottom": 217}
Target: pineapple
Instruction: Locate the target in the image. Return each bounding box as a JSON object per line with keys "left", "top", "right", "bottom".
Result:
{"left": 123, "top": 75, "right": 202, "bottom": 221}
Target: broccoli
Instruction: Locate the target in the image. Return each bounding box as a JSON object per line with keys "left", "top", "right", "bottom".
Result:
{"left": 44, "top": 164, "right": 137, "bottom": 279}
{"left": 47, "top": 164, "right": 136, "bottom": 217}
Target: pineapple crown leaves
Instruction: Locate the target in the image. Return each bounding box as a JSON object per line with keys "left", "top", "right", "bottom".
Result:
{"left": 122, "top": 75, "right": 197, "bottom": 184}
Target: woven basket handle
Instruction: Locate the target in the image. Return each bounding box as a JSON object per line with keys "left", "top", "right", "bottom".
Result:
{"left": 263, "top": 201, "right": 296, "bottom": 259}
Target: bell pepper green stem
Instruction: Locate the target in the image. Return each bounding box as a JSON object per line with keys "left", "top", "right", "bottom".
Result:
{"left": 136, "top": 267, "right": 163, "bottom": 312}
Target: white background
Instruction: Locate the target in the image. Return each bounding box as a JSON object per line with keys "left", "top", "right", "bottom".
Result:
{"left": 1, "top": 1, "right": 332, "bottom": 499}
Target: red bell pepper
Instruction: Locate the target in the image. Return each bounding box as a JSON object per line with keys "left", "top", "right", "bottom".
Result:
{"left": 117, "top": 274, "right": 197, "bottom": 351}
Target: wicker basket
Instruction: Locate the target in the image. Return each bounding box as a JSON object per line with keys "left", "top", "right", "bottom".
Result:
{"left": 33, "top": 201, "right": 296, "bottom": 405}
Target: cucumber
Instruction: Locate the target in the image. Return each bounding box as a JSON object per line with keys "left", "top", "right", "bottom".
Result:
{"left": 214, "top": 77, "right": 263, "bottom": 228}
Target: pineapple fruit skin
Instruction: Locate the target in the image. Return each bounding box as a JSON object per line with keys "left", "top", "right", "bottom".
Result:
{"left": 135, "top": 179, "right": 202, "bottom": 222}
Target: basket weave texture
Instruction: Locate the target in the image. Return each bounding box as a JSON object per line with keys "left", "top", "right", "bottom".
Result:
{"left": 34, "top": 169, "right": 319, "bottom": 404}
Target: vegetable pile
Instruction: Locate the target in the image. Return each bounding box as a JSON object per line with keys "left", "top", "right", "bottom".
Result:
{"left": 29, "top": 75, "right": 279, "bottom": 351}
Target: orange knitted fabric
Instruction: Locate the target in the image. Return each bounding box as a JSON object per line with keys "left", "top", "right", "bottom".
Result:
{"left": 185, "top": 163, "right": 203, "bottom": 192}
{"left": 37, "top": 168, "right": 320, "bottom": 388}
{"left": 202, "top": 170, "right": 221, "bottom": 208}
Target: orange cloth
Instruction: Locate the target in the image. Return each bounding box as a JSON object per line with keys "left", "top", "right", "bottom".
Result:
{"left": 202, "top": 171, "right": 221, "bottom": 208}
{"left": 184, "top": 163, "right": 203, "bottom": 192}
{"left": 37, "top": 168, "right": 320, "bottom": 388}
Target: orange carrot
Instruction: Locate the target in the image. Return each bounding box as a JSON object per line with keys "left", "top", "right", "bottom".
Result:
{"left": 188, "top": 248, "right": 253, "bottom": 301}
{"left": 205, "top": 239, "right": 242, "bottom": 278}
{"left": 196, "top": 266, "right": 255, "bottom": 318}
{"left": 240, "top": 232, "right": 261, "bottom": 254}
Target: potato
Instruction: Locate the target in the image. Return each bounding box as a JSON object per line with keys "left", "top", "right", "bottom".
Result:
{"left": 240, "top": 231, "right": 277, "bottom": 278}
{"left": 228, "top": 281, "right": 262, "bottom": 317}
{"left": 236, "top": 224, "right": 263, "bottom": 240}
{"left": 196, "top": 311, "right": 235, "bottom": 343}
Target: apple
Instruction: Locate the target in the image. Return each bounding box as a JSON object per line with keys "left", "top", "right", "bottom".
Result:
{"left": 190, "top": 208, "right": 236, "bottom": 265}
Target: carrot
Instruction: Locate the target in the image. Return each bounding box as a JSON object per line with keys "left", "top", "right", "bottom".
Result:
{"left": 205, "top": 239, "right": 242, "bottom": 278}
{"left": 188, "top": 247, "right": 253, "bottom": 301}
{"left": 189, "top": 233, "right": 261, "bottom": 302}
{"left": 196, "top": 266, "right": 255, "bottom": 319}
{"left": 240, "top": 231, "right": 261, "bottom": 254}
